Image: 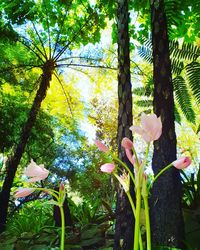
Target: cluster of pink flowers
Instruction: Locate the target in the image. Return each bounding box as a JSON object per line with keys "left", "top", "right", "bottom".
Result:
{"left": 15, "top": 160, "right": 49, "bottom": 198}
{"left": 95, "top": 113, "right": 191, "bottom": 174}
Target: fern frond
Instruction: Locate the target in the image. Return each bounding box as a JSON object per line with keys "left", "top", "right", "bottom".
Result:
{"left": 174, "top": 104, "right": 181, "bottom": 124}
{"left": 165, "top": 0, "right": 182, "bottom": 27}
{"left": 133, "top": 76, "right": 153, "bottom": 97}
{"left": 135, "top": 99, "right": 152, "bottom": 107}
{"left": 171, "top": 59, "right": 184, "bottom": 75}
{"left": 173, "top": 76, "right": 196, "bottom": 123}
{"left": 186, "top": 62, "right": 200, "bottom": 104}
{"left": 132, "top": 86, "right": 152, "bottom": 97}
{"left": 170, "top": 42, "right": 200, "bottom": 61}
{"left": 137, "top": 45, "right": 152, "bottom": 64}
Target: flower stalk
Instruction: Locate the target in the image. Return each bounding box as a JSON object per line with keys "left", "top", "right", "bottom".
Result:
{"left": 96, "top": 113, "right": 192, "bottom": 250}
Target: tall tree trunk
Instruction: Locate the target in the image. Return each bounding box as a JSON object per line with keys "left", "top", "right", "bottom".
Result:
{"left": 114, "top": 0, "right": 133, "bottom": 249}
{"left": 150, "top": 1, "right": 185, "bottom": 248}
{"left": 0, "top": 60, "right": 55, "bottom": 233}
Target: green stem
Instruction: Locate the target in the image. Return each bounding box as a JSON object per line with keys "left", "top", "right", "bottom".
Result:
{"left": 134, "top": 187, "right": 141, "bottom": 250}
{"left": 127, "top": 192, "right": 143, "bottom": 250}
{"left": 59, "top": 205, "right": 65, "bottom": 250}
{"left": 148, "top": 163, "right": 173, "bottom": 192}
{"left": 139, "top": 143, "right": 150, "bottom": 176}
{"left": 31, "top": 187, "right": 59, "bottom": 200}
{"left": 113, "top": 156, "right": 135, "bottom": 185}
{"left": 132, "top": 146, "right": 140, "bottom": 167}
{"left": 143, "top": 195, "right": 151, "bottom": 250}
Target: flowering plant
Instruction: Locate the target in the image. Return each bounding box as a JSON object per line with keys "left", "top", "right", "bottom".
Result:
{"left": 15, "top": 160, "right": 66, "bottom": 250}
{"left": 95, "top": 113, "right": 191, "bottom": 250}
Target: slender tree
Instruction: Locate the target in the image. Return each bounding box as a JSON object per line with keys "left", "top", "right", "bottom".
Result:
{"left": 150, "top": 0, "right": 185, "bottom": 248}
{"left": 114, "top": 0, "right": 134, "bottom": 249}
{"left": 0, "top": 0, "right": 105, "bottom": 232}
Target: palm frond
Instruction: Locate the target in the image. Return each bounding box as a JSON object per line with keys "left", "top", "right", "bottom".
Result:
{"left": 173, "top": 76, "right": 196, "bottom": 123}
{"left": 186, "top": 62, "right": 200, "bottom": 104}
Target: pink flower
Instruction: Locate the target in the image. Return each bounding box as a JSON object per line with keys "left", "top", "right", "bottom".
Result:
{"left": 130, "top": 113, "right": 162, "bottom": 142}
{"left": 94, "top": 140, "right": 109, "bottom": 153}
{"left": 125, "top": 149, "right": 135, "bottom": 165}
{"left": 172, "top": 157, "right": 192, "bottom": 169}
{"left": 100, "top": 163, "right": 115, "bottom": 173}
{"left": 121, "top": 137, "right": 133, "bottom": 150}
{"left": 15, "top": 188, "right": 35, "bottom": 198}
{"left": 23, "top": 159, "right": 49, "bottom": 183}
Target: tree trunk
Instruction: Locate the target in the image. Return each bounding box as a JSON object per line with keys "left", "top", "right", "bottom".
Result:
{"left": 0, "top": 60, "right": 55, "bottom": 233}
{"left": 114, "top": 0, "right": 134, "bottom": 249}
{"left": 150, "top": 1, "right": 185, "bottom": 248}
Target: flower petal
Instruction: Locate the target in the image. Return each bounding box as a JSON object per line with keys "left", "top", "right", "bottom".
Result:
{"left": 100, "top": 163, "right": 115, "bottom": 173}
{"left": 125, "top": 149, "right": 134, "bottom": 165}
{"left": 24, "top": 159, "right": 49, "bottom": 182}
{"left": 94, "top": 140, "right": 109, "bottom": 153}
{"left": 172, "top": 157, "right": 192, "bottom": 169}
{"left": 121, "top": 137, "right": 133, "bottom": 150}
{"left": 15, "top": 188, "right": 35, "bottom": 198}
{"left": 129, "top": 125, "right": 144, "bottom": 135}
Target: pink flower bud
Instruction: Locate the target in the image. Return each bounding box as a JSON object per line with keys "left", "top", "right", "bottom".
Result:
{"left": 94, "top": 140, "right": 109, "bottom": 153}
{"left": 60, "top": 182, "right": 65, "bottom": 191}
{"left": 100, "top": 163, "right": 115, "bottom": 173}
{"left": 125, "top": 149, "right": 134, "bottom": 165}
{"left": 121, "top": 137, "right": 133, "bottom": 150}
{"left": 172, "top": 157, "right": 192, "bottom": 169}
{"left": 15, "top": 188, "right": 35, "bottom": 198}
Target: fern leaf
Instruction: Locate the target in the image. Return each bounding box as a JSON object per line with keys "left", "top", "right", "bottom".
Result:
{"left": 173, "top": 76, "right": 196, "bottom": 123}
{"left": 171, "top": 59, "right": 184, "bottom": 75}
{"left": 170, "top": 42, "right": 200, "bottom": 61}
{"left": 165, "top": 0, "right": 182, "bottom": 26}
{"left": 135, "top": 99, "right": 153, "bottom": 108}
{"left": 174, "top": 104, "right": 181, "bottom": 124}
{"left": 186, "top": 62, "right": 200, "bottom": 104}
{"left": 137, "top": 45, "right": 152, "bottom": 64}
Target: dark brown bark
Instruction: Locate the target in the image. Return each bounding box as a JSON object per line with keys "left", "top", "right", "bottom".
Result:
{"left": 0, "top": 60, "right": 55, "bottom": 233}
{"left": 150, "top": 1, "right": 185, "bottom": 248}
{"left": 114, "top": 0, "right": 134, "bottom": 249}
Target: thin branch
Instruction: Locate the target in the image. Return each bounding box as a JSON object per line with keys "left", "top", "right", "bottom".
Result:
{"left": 21, "top": 35, "right": 47, "bottom": 60}
{"left": 52, "top": 0, "right": 73, "bottom": 58}
{"left": 57, "top": 56, "right": 102, "bottom": 63}
{"left": 53, "top": 15, "right": 92, "bottom": 61}
{"left": 43, "top": 2, "right": 52, "bottom": 59}
{"left": 52, "top": 15, "right": 68, "bottom": 59}
{"left": 32, "top": 22, "right": 48, "bottom": 60}
{"left": 0, "top": 64, "right": 42, "bottom": 73}
{"left": 56, "top": 63, "right": 117, "bottom": 70}
{"left": 53, "top": 72, "right": 74, "bottom": 117}
{"left": 130, "top": 59, "right": 148, "bottom": 77}
{"left": 19, "top": 38, "right": 45, "bottom": 63}
{"left": 62, "top": 66, "right": 96, "bottom": 82}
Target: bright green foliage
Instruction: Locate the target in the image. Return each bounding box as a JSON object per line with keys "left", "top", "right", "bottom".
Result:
{"left": 130, "top": 0, "right": 200, "bottom": 42}
{"left": 173, "top": 76, "right": 195, "bottom": 123}
{"left": 6, "top": 201, "right": 54, "bottom": 236}
{"left": 136, "top": 39, "right": 200, "bottom": 124}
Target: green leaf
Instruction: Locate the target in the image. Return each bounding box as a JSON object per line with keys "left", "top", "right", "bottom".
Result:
{"left": 186, "top": 62, "right": 200, "bottom": 104}
{"left": 173, "top": 76, "right": 196, "bottom": 123}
